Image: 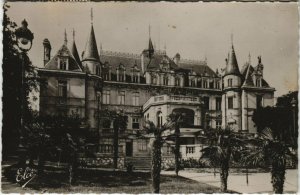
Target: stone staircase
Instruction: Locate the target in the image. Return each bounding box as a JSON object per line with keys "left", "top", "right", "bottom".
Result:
{"left": 125, "top": 156, "right": 151, "bottom": 171}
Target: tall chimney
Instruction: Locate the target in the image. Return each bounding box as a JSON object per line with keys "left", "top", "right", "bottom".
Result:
{"left": 43, "top": 38, "right": 51, "bottom": 66}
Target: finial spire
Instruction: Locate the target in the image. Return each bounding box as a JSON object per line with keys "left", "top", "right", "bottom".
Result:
{"left": 248, "top": 52, "right": 251, "bottom": 64}
{"left": 231, "top": 33, "right": 233, "bottom": 45}
{"left": 73, "top": 29, "right": 75, "bottom": 41}
{"left": 149, "top": 24, "right": 151, "bottom": 39}
{"left": 64, "top": 29, "right": 68, "bottom": 45}
{"left": 91, "top": 8, "right": 93, "bottom": 24}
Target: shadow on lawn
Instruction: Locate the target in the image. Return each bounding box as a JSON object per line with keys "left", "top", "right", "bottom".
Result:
{"left": 3, "top": 165, "right": 237, "bottom": 193}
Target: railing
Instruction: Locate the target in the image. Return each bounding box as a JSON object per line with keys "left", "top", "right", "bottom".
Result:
{"left": 143, "top": 95, "right": 201, "bottom": 110}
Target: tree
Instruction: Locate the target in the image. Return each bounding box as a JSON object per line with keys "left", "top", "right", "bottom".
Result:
{"left": 101, "top": 109, "right": 128, "bottom": 169}
{"left": 2, "top": 3, "right": 38, "bottom": 158}
{"left": 168, "top": 112, "right": 183, "bottom": 176}
{"left": 253, "top": 91, "right": 298, "bottom": 149}
{"left": 241, "top": 127, "right": 296, "bottom": 193}
{"left": 143, "top": 120, "right": 173, "bottom": 193}
{"left": 200, "top": 127, "right": 243, "bottom": 192}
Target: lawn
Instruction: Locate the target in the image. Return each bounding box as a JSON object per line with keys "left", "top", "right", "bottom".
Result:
{"left": 2, "top": 165, "right": 223, "bottom": 194}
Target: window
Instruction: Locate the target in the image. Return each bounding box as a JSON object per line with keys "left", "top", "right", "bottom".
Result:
{"left": 256, "top": 78, "right": 261, "bottom": 87}
{"left": 203, "top": 80, "right": 208, "bottom": 88}
{"left": 58, "top": 80, "right": 67, "bottom": 98}
{"left": 186, "top": 146, "right": 195, "bottom": 154}
{"left": 166, "top": 146, "right": 173, "bottom": 155}
{"left": 132, "top": 92, "right": 139, "bottom": 106}
{"left": 59, "top": 58, "right": 67, "bottom": 70}
{"left": 203, "top": 97, "right": 210, "bottom": 110}
{"left": 118, "top": 91, "right": 125, "bottom": 105}
{"left": 96, "top": 66, "right": 101, "bottom": 76}
{"left": 216, "top": 120, "right": 222, "bottom": 129}
{"left": 132, "top": 117, "right": 140, "bottom": 129}
{"left": 175, "top": 77, "right": 180, "bottom": 86}
{"left": 132, "top": 73, "right": 139, "bottom": 83}
{"left": 209, "top": 81, "right": 214, "bottom": 88}
{"left": 216, "top": 81, "right": 220, "bottom": 89}
{"left": 118, "top": 69, "right": 125, "bottom": 82}
{"left": 228, "top": 97, "right": 233, "bottom": 109}
{"left": 151, "top": 75, "right": 157, "bottom": 84}
{"left": 228, "top": 79, "right": 233, "bottom": 87}
{"left": 216, "top": 97, "right": 222, "bottom": 111}
{"left": 138, "top": 139, "right": 147, "bottom": 151}
{"left": 190, "top": 79, "right": 196, "bottom": 87}
{"left": 102, "top": 90, "right": 110, "bottom": 104}
{"left": 256, "top": 95, "right": 263, "bottom": 108}
{"left": 163, "top": 76, "right": 169, "bottom": 85}
{"left": 157, "top": 111, "right": 163, "bottom": 127}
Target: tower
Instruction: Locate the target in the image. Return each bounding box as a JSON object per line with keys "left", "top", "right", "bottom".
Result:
{"left": 43, "top": 38, "right": 51, "bottom": 65}
{"left": 82, "top": 8, "right": 101, "bottom": 75}
{"left": 221, "top": 37, "right": 242, "bottom": 131}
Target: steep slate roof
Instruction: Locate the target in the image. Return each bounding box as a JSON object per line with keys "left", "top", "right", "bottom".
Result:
{"left": 224, "top": 45, "right": 241, "bottom": 76}
{"left": 144, "top": 51, "right": 178, "bottom": 70}
{"left": 82, "top": 25, "right": 100, "bottom": 62}
{"left": 100, "top": 50, "right": 141, "bottom": 73}
{"left": 70, "top": 39, "right": 82, "bottom": 68}
{"left": 178, "top": 59, "right": 217, "bottom": 77}
{"left": 241, "top": 63, "right": 270, "bottom": 88}
{"left": 44, "top": 44, "right": 82, "bottom": 71}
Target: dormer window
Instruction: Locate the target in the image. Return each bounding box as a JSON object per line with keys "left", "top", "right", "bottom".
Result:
{"left": 151, "top": 75, "right": 157, "bottom": 85}
{"left": 216, "top": 81, "right": 220, "bottom": 89}
{"left": 175, "top": 77, "right": 180, "bottom": 86}
{"left": 117, "top": 69, "right": 125, "bottom": 82}
{"left": 163, "top": 76, "right": 169, "bottom": 86}
{"left": 190, "top": 79, "right": 196, "bottom": 87}
{"left": 228, "top": 79, "right": 233, "bottom": 87}
{"left": 59, "top": 58, "right": 68, "bottom": 70}
{"left": 96, "top": 66, "right": 101, "bottom": 76}
{"left": 203, "top": 80, "right": 208, "bottom": 88}
{"left": 131, "top": 69, "right": 140, "bottom": 83}
{"left": 256, "top": 78, "right": 262, "bottom": 87}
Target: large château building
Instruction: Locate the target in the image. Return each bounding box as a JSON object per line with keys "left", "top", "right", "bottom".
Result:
{"left": 37, "top": 19, "right": 275, "bottom": 168}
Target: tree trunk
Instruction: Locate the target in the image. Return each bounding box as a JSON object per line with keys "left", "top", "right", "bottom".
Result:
{"left": 113, "top": 120, "right": 119, "bottom": 170}
{"left": 174, "top": 125, "right": 180, "bottom": 176}
{"left": 151, "top": 136, "right": 162, "bottom": 193}
{"left": 69, "top": 152, "right": 78, "bottom": 185}
{"left": 271, "top": 159, "right": 286, "bottom": 194}
{"left": 220, "top": 161, "right": 229, "bottom": 192}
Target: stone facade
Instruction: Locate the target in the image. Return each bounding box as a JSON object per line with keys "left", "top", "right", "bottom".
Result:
{"left": 37, "top": 20, "right": 275, "bottom": 168}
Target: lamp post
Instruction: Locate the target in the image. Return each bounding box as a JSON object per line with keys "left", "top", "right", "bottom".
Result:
{"left": 291, "top": 97, "right": 297, "bottom": 147}
{"left": 15, "top": 19, "right": 34, "bottom": 166}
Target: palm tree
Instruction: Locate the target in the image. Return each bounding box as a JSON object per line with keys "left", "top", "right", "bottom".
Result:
{"left": 200, "top": 127, "right": 243, "bottom": 192}
{"left": 101, "top": 109, "right": 128, "bottom": 170}
{"left": 143, "top": 120, "right": 173, "bottom": 193}
{"left": 241, "top": 127, "right": 297, "bottom": 194}
{"left": 168, "top": 112, "right": 183, "bottom": 176}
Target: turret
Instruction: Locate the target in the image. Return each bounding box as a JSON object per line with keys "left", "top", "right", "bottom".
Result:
{"left": 43, "top": 38, "right": 51, "bottom": 65}
{"left": 82, "top": 13, "right": 101, "bottom": 75}
{"left": 173, "top": 53, "right": 180, "bottom": 65}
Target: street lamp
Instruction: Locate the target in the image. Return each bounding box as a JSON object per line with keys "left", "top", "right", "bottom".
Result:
{"left": 15, "top": 19, "right": 34, "bottom": 166}
{"left": 291, "top": 98, "right": 297, "bottom": 146}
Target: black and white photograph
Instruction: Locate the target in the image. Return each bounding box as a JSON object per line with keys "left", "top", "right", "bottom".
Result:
{"left": 1, "top": 1, "right": 298, "bottom": 193}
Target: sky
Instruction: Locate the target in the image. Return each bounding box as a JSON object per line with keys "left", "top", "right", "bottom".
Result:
{"left": 6, "top": 2, "right": 299, "bottom": 97}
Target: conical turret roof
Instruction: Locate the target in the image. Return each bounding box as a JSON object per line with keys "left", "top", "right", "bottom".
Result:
{"left": 225, "top": 44, "right": 240, "bottom": 76}
{"left": 70, "top": 30, "right": 81, "bottom": 67}
{"left": 82, "top": 25, "right": 100, "bottom": 62}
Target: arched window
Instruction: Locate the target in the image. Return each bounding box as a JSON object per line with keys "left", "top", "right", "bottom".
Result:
{"left": 151, "top": 75, "right": 157, "bottom": 85}
{"left": 157, "top": 111, "right": 163, "bottom": 127}
{"left": 256, "top": 78, "right": 261, "bottom": 87}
